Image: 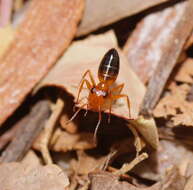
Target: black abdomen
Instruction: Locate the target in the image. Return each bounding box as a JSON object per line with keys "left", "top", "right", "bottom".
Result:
{"left": 98, "top": 48, "right": 120, "bottom": 83}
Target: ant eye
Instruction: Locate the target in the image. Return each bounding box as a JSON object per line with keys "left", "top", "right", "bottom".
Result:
{"left": 91, "top": 87, "right": 95, "bottom": 93}
{"left": 103, "top": 91, "right": 108, "bottom": 97}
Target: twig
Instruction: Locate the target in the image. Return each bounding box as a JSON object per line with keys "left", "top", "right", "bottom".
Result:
{"left": 113, "top": 152, "right": 148, "bottom": 175}
{"left": 0, "top": 100, "right": 50, "bottom": 162}
{"left": 0, "top": 121, "right": 20, "bottom": 150}
{"left": 140, "top": 0, "right": 193, "bottom": 117}
{"left": 40, "top": 98, "right": 64, "bottom": 164}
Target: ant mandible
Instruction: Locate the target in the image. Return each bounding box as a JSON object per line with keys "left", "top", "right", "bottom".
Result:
{"left": 69, "top": 48, "right": 131, "bottom": 141}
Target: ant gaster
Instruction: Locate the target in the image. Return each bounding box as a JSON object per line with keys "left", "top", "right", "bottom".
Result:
{"left": 69, "top": 48, "right": 131, "bottom": 141}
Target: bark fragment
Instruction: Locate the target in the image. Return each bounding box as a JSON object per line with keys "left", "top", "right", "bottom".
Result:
{"left": 140, "top": 0, "right": 193, "bottom": 116}
{"left": 0, "top": 0, "right": 84, "bottom": 125}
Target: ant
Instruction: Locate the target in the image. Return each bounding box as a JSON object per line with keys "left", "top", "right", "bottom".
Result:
{"left": 69, "top": 48, "right": 131, "bottom": 141}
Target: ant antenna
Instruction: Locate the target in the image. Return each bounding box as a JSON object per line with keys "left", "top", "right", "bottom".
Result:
{"left": 66, "top": 103, "right": 87, "bottom": 125}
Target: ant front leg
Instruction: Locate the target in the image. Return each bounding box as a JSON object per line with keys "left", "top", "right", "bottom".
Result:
{"left": 110, "top": 94, "right": 132, "bottom": 119}
{"left": 80, "top": 70, "right": 96, "bottom": 87}
{"left": 76, "top": 79, "right": 91, "bottom": 104}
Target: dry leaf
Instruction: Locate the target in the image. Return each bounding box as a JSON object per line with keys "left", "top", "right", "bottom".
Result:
{"left": 89, "top": 171, "right": 161, "bottom": 190}
{"left": 113, "top": 153, "right": 148, "bottom": 175}
{"left": 71, "top": 150, "right": 108, "bottom": 175}
{"left": 154, "top": 83, "right": 193, "bottom": 126}
{"left": 37, "top": 31, "right": 145, "bottom": 119}
{"left": 130, "top": 116, "right": 159, "bottom": 149}
{"left": 33, "top": 128, "right": 95, "bottom": 152}
{"left": 132, "top": 139, "right": 193, "bottom": 181}
{"left": 160, "top": 166, "right": 186, "bottom": 190}
{"left": 0, "top": 24, "right": 14, "bottom": 57}
{"left": 60, "top": 114, "right": 78, "bottom": 134}
{"left": 0, "top": 0, "right": 84, "bottom": 125}
{"left": 123, "top": 1, "right": 187, "bottom": 83}
{"left": 0, "top": 162, "right": 69, "bottom": 190}
{"left": 77, "top": 0, "right": 171, "bottom": 36}
{"left": 184, "top": 175, "right": 193, "bottom": 190}
{"left": 21, "top": 150, "right": 42, "bottom": 167}
{"left": 139, "top": 0, "right": 193, "bottom": 115}
{"left": 175, "top": 58, "right": 193, "bottom": 83}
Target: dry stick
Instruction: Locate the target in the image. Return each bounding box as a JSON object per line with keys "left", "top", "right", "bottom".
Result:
{"left": 113, "top": 153, "right": 148, "bottom": 175}
{"left": 0, "top": 100, "right": 50, "bottom": 162}
{"left": 40, "top": 98, "right": 64, "bottom": 164}
{"left": 140, "top": 0, "right": 193, "bottom": 116}
{"left": 0, "top": 121, "right": 21, "bottom": 150}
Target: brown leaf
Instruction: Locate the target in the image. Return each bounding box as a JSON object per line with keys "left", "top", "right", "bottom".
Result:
{"left": 154, "top": 83, "right": 193, "bottom": 126}
{"left": 71, "top": 150, "right": 108, "bottom": 175}
{"left": 124, "top": 1, "right": 187, "bottom": 83}
{"left": 0, "top": 24, "right": 14, "bottom": 57}
{"left": 77, "top": 0, "right": 171, "bottom": 36}
{"left": 33, "top": 128, "right": 96, "bottom": 152}
{"left": 132, "top": 139, "right": 193, "bottom": 181}
{"left": 139, "top": 0, "right": 193, "bottom": 116}
{"left": 130, "top": 116, "right": 159, "bottom": 149}
{"left": 0, "top": 0, "right": 84, "bottom": 125}
{"left": 160, "top": 167, "right": 186, "bottom": 190}
{"left": 60, "top": 114, "right": 78, "bottom": 134}
{"left": 21, "top": 150, "right": 42, "bottom": 168}
{"left": 184, "top": 175, "right": 193, "bottom": 190}
{"left": 37, "top": 31, "right": 145, "bottom": 119}
{"left": 0, "top": 162, "right": 69, "bottom": 190}
{"left": 174, "top": 58, "right": 193, "bottom": 83}
{"left": 89, "top": 171, "right": 161, "bottom": 190}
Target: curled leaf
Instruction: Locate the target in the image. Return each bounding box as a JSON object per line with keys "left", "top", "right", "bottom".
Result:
{"left": 130, "top": 116, "right": 159, "bottom": 149}
{"left": 0, "top": 162, "right": 69, "bottom": 190}
{"left": 37, "top": 31, "right": 145, "bottom": 119}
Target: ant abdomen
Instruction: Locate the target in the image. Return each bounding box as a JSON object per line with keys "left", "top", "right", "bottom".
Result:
{"left": 98, "top": 48, "right": 120, "bottom": 85}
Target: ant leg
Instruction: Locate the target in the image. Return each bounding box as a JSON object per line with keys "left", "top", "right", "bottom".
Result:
{"left": 111, "top": 94, "right": 132, "bottom": 119}
{"left": 76, "top": 79, "right": 91, "bottom": 104}
{"left": 66, "top": 103, "right": 87, "bottom": 124}
{"left": 108, "top": 83, "right": 124, "bottom": 122}
{"left": 111, "top": 83, "right": 124, "bottom": 94}
{"left": 81, "top": 69, "right": 96, "bottom": 86}
{"left": 84, "top": 104, "right": 89, "bottom": 117}
{"left": 94, "top": 107, "right": 102, "bottom": 143}
{"left": 108, "top": 101, "right": 113, "bottom": 123}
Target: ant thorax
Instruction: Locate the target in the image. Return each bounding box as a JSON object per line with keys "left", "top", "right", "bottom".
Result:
{"left": 91, "top": 87, "right": 108, "bottom": 97}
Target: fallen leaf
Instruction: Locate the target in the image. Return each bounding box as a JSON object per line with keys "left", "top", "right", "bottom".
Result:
{"left": 0, "top": 162, "right": 69, "bottom": 190}
{"left": 160, "top": 166, "right": 186, "bottom": 190}
{"left": 184, "top": 175, "right": 193, "bottom": 190}
{"left": 89, "top": 171, "right": 161, "bottom": 190}
{"left": 37, "top": 31, "right": 145, "bottom": 119}
{"left": 33, "top": 128, "right": 96, "bottom": 152}
{"left": 0, "top": 0, "right": 84, "bottom": 125}
{"left": 130, "top": 116, "right": 159, "bottom": 149}
{"left": 21, "top": 150, "right": 42, "bottom": 167}
{"left": 77, "top": 0, "right": 171, "bottom": 36}
{"left": 0, "top": 24, "right": 14, "bottom": 57}
{"left": 132, "top": 139, "right": 193, "bottom": 181}
{"left": 139, "top": 0, "right": 193, "bottom": 115}
{"left": 71, "top": 150, "right": 108, "bottom": 175}
{"left": 113, "top": 153, "right": 148, "bottom": 175}
{"left": 123, "top": 1, "right": 187, "bottom": 83}
{"left": 60, "top": 114, "right": 78, "bottom": 134}
{"left": 174, "top": 58, "right": 193, "bottom": 83}
{"left": 154, "top": 83, "right": 193, "bottom": 126}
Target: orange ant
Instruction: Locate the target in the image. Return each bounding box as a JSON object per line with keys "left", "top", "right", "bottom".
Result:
{"left": 69, "top": 48, "right": 131, "bottom": 141}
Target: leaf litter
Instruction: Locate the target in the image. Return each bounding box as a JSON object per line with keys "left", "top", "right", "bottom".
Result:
{"left": 1, "top": 0, "right": 193, "bottom": 189}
